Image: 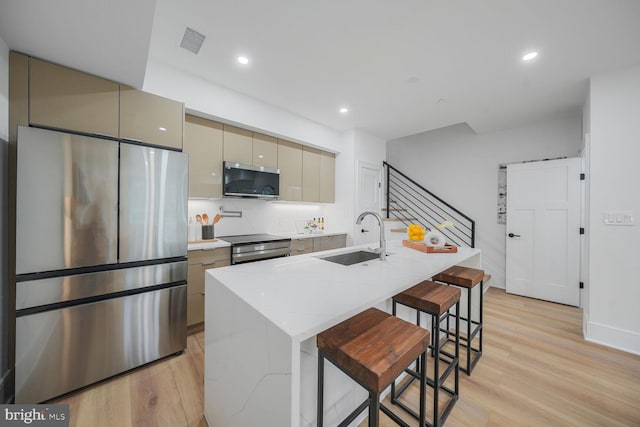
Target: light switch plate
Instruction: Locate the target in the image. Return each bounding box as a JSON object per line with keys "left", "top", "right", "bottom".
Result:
{"left": 603, "top": 211, "right": 635, "bottom": 226}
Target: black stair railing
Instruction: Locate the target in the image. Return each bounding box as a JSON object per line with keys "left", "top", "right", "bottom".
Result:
{"left": 384, "top": 161, "right": 475, "bottom": 248}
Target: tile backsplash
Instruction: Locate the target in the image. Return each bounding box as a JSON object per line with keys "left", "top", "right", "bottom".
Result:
{"left": 188, "top": 198, "right": 329, "bottom": 237}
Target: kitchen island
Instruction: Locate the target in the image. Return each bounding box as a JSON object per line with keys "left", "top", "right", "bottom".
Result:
{"left": 204, "top": 239, "right": 481, "bottom": 427}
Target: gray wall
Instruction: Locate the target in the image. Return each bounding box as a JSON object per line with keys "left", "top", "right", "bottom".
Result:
{"left": 387, "top": 114, "right": 582, "bottom": 288}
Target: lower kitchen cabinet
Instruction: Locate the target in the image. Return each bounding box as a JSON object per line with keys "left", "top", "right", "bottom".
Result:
{"left": 314, "top": 234, "right": 347, "bottom": 252}
{"left": 187, "top": 247, "right": 230, "bottom": 331}
{"left": 290, "top": 234, "right": 347, "bottom": 257}
{"left": 290, "top": 238, "right": 315, "bottom": 255}
{"left": 187, "top": 294, "right": 205, "bottom": 329}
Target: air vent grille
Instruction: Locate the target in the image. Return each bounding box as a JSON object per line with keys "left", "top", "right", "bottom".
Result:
{"left": 180, "top": 27, "right": 206, "bottom": 54}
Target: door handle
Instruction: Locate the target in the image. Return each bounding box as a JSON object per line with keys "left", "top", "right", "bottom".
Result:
{"left": 508, "top": 233, "right": 521, "bottom": 238}
{"left": 361, "top": 228, "right": 369, "bottom": 233}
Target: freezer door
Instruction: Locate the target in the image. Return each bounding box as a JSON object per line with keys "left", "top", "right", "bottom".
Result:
{"left": 119, "top": 143, "right": 188, "bottom": 262}
{"left": 16, "top": 261, "right": 187, "bottom": 310}
{"left": 15, "top": 285, "right": 187, "bottom": 403}
{"left": 16, "top": 126, "right": 118, "bottom": 274}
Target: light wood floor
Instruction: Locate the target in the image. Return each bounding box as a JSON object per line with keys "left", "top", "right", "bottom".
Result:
{"left": 53, "top": 287, "right": 640, "bottom": 427}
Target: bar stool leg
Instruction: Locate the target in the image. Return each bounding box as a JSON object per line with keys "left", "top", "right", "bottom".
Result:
{"left": 466, "top": 286, "right": 472, "bottom": 374}
{"left": 432, "top": 313, "right": 439, "bottom": 427}
{"left": 368, "top": 393, "right": 379, "bottom": 426}
{"left": 317, "top": 350, "right": 324, "bottom": 427}
{"left": 479, "top": 280, "right": 484, "bottom": 357}
{"left": 460, "top": 280, "right": 484, "bottom": 375}
{"left": 391, "top": 301, "right": 397, "bottom": 400}
{"left": 454, "top": 300, "right": 460, "bottom": 397}
{"left": 419, "top": 352, "right": 427, "bottom": 427}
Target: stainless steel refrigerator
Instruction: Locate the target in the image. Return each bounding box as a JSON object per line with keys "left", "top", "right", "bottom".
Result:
{"left": 14, "top": 126, "right": 188, "bottom": 403}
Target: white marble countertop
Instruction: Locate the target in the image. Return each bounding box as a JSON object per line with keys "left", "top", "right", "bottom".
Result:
{"left": 187, "top": 239, "right": 231, "bottom": 251}
{"left": 207, "top": 240, "right": 480, "bottom": 341}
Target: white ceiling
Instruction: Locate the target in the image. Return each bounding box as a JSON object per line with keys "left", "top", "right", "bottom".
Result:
{"left": 2, "top": 1, "right": 640, "bottom": 140}
{"left": 0, "top": 0, "right": 156, "bottom": 88}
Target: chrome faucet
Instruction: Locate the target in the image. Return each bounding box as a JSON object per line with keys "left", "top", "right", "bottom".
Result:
{"left": 355, "top": 211, "right": 386, "bottom": 261}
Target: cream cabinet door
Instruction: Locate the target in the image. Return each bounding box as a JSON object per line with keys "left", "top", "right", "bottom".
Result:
{"left": 30, "top": 58, "right": 119, "bottom": 137}
{"left": 320, "top": 151, "right": 336, "bottom": 203}
{"left": 314, "top": 234, "right": 347, "bottom": 252}
{"left": 187, "top": 248, "right": 231, "bottom": 327}
{"left": 290, "top": 238, "right": 315, "bottom": 255}
{"left": 278, "top": 139, "right": 303, "bottom": 201}
{"left": 253, "top": 132, "right": 278, "bottom": 168}
{"left": 302, "top": 147, "right": 321, "bottom": 202}
{"left": 184, "top": 115, "right": 224, "bottom": 198}
{"left": 120, "top": 87, "right": 184, "bottom": 149}
{"left": 223, "top": 125, "right": 253, "bottom": 164}
{"left": 9, "top": 52, "right": 29, "bottom": 144}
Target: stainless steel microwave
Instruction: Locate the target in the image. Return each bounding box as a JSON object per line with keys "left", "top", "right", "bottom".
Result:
{"left": 223, "top": 161, "right": 280, "bottom": 199}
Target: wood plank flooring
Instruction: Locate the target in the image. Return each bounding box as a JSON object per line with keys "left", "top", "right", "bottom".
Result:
{"left": 53, "top": 287, "right": 640, "bottom": 427}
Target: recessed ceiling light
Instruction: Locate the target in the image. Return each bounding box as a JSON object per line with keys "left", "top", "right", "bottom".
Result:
{"left": 339, "top": 107, "right": 349, "bottom": 114}
{"left": 522, "top": 51, "right": 538, "bottom": 61}
{"left": 237, "top": 56, "right": 249, "bottom": 65}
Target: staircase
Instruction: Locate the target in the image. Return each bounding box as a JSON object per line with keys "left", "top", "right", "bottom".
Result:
{"left": 383, "top": 161, "right": 476, "bottom": 247}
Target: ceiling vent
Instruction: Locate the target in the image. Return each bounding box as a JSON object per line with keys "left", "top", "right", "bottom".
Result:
{"left": 180, "top": 27, "right": 206, "bottom": 54}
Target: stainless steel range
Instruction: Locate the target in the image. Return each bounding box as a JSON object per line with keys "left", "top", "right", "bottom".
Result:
{"left": 220, "top": 234, "right": 291, "bottom": 264}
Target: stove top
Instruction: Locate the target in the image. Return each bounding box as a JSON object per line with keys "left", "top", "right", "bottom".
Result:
{"left": 219, "top": 233, "right": 290, "bottom": 245}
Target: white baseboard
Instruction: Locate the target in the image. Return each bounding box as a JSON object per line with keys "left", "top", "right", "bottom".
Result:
{"left": 585, "top": 320, "right": 640, "bottom": 356}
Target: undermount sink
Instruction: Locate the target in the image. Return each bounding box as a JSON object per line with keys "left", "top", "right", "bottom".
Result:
{"left": 318, "top": 250, "right": 381, "bottom": 266}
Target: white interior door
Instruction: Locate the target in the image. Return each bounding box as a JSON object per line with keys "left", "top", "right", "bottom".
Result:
{"left": 354, "top": 161, "right": 381, "bottom": 246}
{"left": 506, "top": 158, "right": 581, "bottom": 306}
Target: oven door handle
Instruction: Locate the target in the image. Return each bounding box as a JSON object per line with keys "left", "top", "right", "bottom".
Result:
{"left": 232, "top": 247, "right": 290, "bottom": 263}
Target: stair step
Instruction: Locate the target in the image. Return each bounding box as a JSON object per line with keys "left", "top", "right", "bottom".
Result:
{"left": 383, "top": 217, "right": 417, "bottom": 222}
{"left": 381, "top": 208, "right": 407, "bottom": 212}
{"left": 390, "top": 228, "right": 407, "bottom": 233}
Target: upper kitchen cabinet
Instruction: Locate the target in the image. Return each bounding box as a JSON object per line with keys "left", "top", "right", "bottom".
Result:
{"left": 9, "top": 52, "right": 29, "bottom": 144}
{"left": 302, "top": 147, "right": 321, "bottom": 202}
{"left": 184, "top": 115, "right": 224, "bottom": 198}
{"left": 29, "top": 58, "right": 119, "bottom": 137}
{"left": 120, "top": 87, "right": 184, "bottom": 150}
{"left": 223, "top": 125, "right": 253, "bottom": 164}
{"left": 252, "top": 133, "right": 278, "bottom": 169}
{"left": 277, "top": 139, "right": 303, "bottom": 201}
{"left": 319, "top": 151, "right": 336, "bottom": 203}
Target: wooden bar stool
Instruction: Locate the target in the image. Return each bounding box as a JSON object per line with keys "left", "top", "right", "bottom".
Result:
{"left": 392, "top": 280, "right": 461, "bottom": 427}
{"left": 317, "top": 307, "right": 430, "bottom": 427}
{"left": 432, "top": 266, "right": 485, "bottom": 375}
